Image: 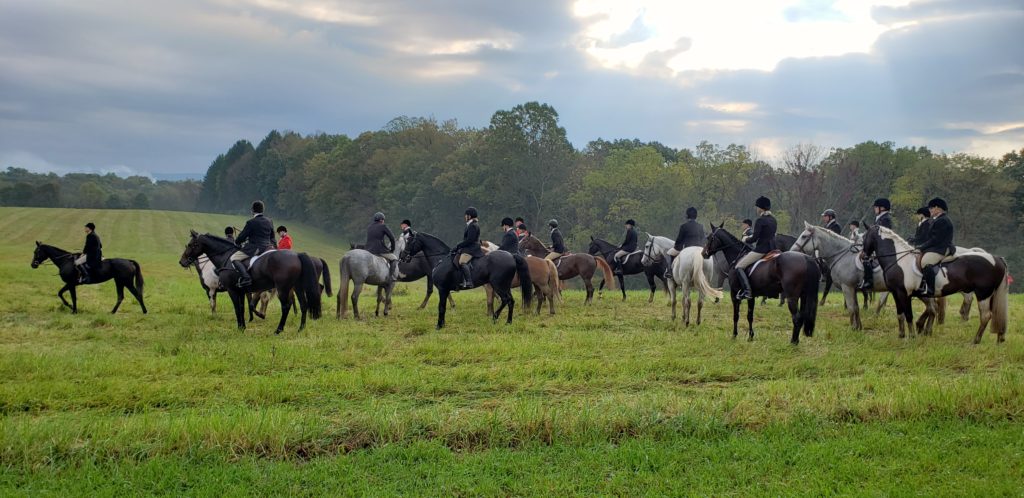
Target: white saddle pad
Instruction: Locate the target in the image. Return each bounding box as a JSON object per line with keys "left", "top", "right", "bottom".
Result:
{"left": 248, "top": 249, "right": 277, "bottom": 269}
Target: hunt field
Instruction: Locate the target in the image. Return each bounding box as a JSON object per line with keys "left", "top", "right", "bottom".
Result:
{"left": 1, "top": 207, "right": 1022, "bottom": 496}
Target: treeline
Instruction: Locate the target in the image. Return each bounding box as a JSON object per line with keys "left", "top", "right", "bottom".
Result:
{"left": 0, "top": 168, "right": 201, "bottom": 212}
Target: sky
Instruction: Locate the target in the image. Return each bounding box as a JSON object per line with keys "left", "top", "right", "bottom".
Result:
{"left": 0, "top": 0, "right": 1021, "bottom": 176}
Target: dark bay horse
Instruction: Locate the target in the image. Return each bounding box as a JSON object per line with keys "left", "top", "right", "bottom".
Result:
{"left": 352, "top": 243, "right": 454, "bottom": 310}
{"left": 402, "top": 231, "right": 530, "bottom": 329}
{"left": 31, "top": 242, "right": 147, "bottom": 314}
{"left": 588, "top": 237, "right": 668, "bottom": 302}
{"left": 178, "top": 231, "right": 321, "bottom": 333}
{"left": 702, "top": 224, "right": 820, "bottom": 344}
{"left": 519, "top": 235, "right": 614, "bottom": 305}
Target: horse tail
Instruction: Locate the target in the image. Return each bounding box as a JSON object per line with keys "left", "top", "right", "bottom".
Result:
{"left": 595, "top": 256, "right": 616, "bottom": 290}
{"left": 547, "top": 259, "right": 561, "bottom": 302}
{"left": 319, "top": 258, "right": 333, "bottom": 297}
{"left": 132, "top": 260, "right": 144, "bottom": 297}
{"left": 515, "top": 255, "right": 533, "bottom": 308}
{"left": 990, "top": 259, "right": 1009, "bottom": 337}
{"left": 691, "top": 250, "right": 722, "bottom": 299}
{"left": 297, "top": 253, "right": 321, "bottom": 319}
{"left": 338, "top": 257, "right": 350, "bottom": 319}
{"left": 800, "top": 255, "right": 821, "bottom": 336}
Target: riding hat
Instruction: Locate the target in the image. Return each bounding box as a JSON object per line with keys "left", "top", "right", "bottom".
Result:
{"left": 465, "top": 207, "right": 479, "bottom": 218}
{"left": 224, "top": 226, "right": 234, "bottom": 235}
{"left": 548, "top": 219, "right": 558, "bottom": 228}
{"left": 686, "top": 207, "right": 698, "bottom": 219}
{"left": 915, "top": 207, "right": 930, "bottom": 217}
{"left": 755, "top": 196, "right": 771, "bottom": 210}
{"left": 85, "top": 222, "right": 96, "bottom": 231}
{"left": 401, "top": 219, "right": 412, "bottom": 226}
{"left": 625, "top": 219, "right": 636, "bottom": 226}
{"left": 276, "top": 225, "right": 287, "bottom": 233}
{"left": 927, "top": 197, "right": 948, "bottom": 211}
{"left": 514, "top": 217, "right": 524, "bottom": 223}
{"left": 741, "top": 219, "right": 753, "bottom": 226}
{"left": 252, "top": 200, "right": 265, "bottom": 213}
{"left": 873, "top": 198, "right": 891, "bottom": 210}
{"left": 849, "top": 220, "right": 860, "bottom": 227}
{"left": 373, "top": 212, "right": 385, "bottom": 222}
{"left": 501, "top": 217, "right": 515, "bottom": 227}
{"left": 821, "top": 209, "right": 836, "bottom": 217}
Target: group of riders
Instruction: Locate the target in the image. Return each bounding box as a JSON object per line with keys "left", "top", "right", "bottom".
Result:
{"left": 72, "top": 196, "right": 957, "bottom": 300}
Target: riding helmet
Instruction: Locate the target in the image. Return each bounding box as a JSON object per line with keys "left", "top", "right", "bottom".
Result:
{"left": 501, "top": 217, "right": 514, "bottom": 227}
{"left": 849, "top": 220, "right": 860, "bottom": 227}
{"left": 741, "top": 219, "right": 752, "bottom": 226}
{"left": 85, "top": 222, "right": 96, "bottom": 231}
{"left": 548, "top": 219, "right": 558, "bottom": 228}
{"left": 252, "top": 200, "right": 265, "bottom": 213}
{"left": 465, "top": 207, "right": 479, "bottom": 218}
{"left": 224, "top": 226, "right": 234, "bottom": 235}
{"left": 515, "top": 217, "right": 524, "bottom": 223}
{"left": 755, "top": 196, "right": 771, "bottom": 210}
{"left": 373, "top": 212, "right": 385, "bottom": 222}
{"left": 873, "top": 198, "right": 891, "bottom": 210}
{"left": 927, "top": 197, "right": 948, "bottom": 211}
{"left": 625, "top": 219, "right": 636, "bottom": 226}
{"left": 401, "top": 219, "right": 412, "bottom": 226}
{"left": 821, "top": 209, "right": 836, "bottom": 218}
{"left": 915, "top": 207, "right": 930, "bottom": 217}
{"left": 276, "top": 225, "right": 287, "bottom": 233}
{"left": 686, "top": 207, "right": 698, "bottom": 219}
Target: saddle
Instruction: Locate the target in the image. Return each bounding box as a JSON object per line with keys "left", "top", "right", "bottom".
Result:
{"left": 746, "top": 250, "right": 782, "bottom": 276}
{"left": 248, "top": 249, "right": 277, "bottom": 269}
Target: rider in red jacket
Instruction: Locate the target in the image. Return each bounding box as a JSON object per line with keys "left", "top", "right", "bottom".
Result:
{"left": 276, "top": 226, "right": 292, "bottom": 250}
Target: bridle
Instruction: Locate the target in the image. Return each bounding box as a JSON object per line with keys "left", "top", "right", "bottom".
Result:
{"left": 705, "top": 228, "right": 751, "bottom": 267}
{"left": 793, "top": 231, "right": 861, "bottom": 272}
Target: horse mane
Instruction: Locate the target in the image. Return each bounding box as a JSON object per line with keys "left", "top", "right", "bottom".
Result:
{"left": 39, "top": 243, "right": 71, "bottom": 255}
{"left": 805, "top": 223, "right": 854, "bottom": 245}
{"left": 877, "top": 226, "right": 914, "bottom": 251}
{"left": 414, "top": 231, "right": 451, "bottom": 251}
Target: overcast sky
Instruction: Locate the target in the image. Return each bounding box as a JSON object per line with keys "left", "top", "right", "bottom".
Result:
{"left": 1, "top": 0, "right": 1021, "bottom": 176}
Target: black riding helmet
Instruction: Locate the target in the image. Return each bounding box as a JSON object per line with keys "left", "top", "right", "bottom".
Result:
{"left": 873, "top": 198, "right": 891, "bottom": 210}
{"left": 465, "top": 207, "right": 479, "bottom": 218}
{"left": 85, "top": 222, "right": 96, "bottom": 231}
{"left": 501, "top": 217, "right": 514, "bottom": 227}
{"left": 755, "top": 196, "right": 771, "bottom": 210}
{"left": 252, "top": 200, "right": 265, "bottom": 213}
{"left": 625, "top": 219, "right": 636, "bottom": 226}
{"left": 686, "top": 207, "right": 697, "bottom": 219}
{"left": 915, "top": 207, "right": 930, "bottom": 217}
{"left": 548, "top": 219, "right": 558, "bottom": 228}
{"left": 928, "top": 197, "right": 948, "bottom": 211}
{"left": 373, "top": 212, "right": 385, "bottom": 222}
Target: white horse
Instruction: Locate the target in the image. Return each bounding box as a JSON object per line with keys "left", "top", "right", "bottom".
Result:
{"left": 337, "top": 235, "right": 404, "bottom": 320}
{"left": 642, "top": 234, "right": 722, "bottom": 325}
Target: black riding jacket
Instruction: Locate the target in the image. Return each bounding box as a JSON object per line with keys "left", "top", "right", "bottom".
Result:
{"left": 909, "top": 218, "right": 933, "bottom": 246}
{"left": 235, "top": 214, "right": 276, "bottom": 256}
{"left": 499, "top": 228, "right": 519, "bottom": 253}
{"left": 825, "top": 219, "right": 842, "bottom": 234}
{"left": 746, "top": 214, "right": 778, "bottom": 253}
{"left": 455, "top": 220, "right": 484, "bottom": 258}
{"left": 875, "top": 211, "right": 893, "bottom": 229}
{"left": 620, "top": 227, "right": 638, "bottom": 252}
{"left": 365, "top": 222, "right": 396, "bottom": 256}
{"left": 550, "top": 228, "right": 566, "bottom": 253}
{"left": 916, "top": 213, "right": 954, "bottom": 255}
{"left": 673, "top": 219, "right": 705, "bottom": 250}
{"left": 83, "top": 232, "right": 102, "bottom": 267}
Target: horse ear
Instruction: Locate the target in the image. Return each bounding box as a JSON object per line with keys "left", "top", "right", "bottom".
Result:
{"left": 36, "top": 241, "right": 41, "bottom": 246}
{"left": 718, "top": 221, "right": 725, "bottom": 229}
{"left": 590, "top": 235, "right": 594, "bottom": 241}
{"left": 190, "top": 229, "right": 198, "bottom": 237}
{"left": 804, "top": 221, "right": 812, "bottom": 228}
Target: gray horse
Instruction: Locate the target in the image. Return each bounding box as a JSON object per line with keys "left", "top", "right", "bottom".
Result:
{"left": 337, "top": 235, "right": 404, "bottom": 320}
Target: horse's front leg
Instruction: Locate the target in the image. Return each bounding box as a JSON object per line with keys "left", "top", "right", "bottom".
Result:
{"left": 69, "top": 285, "right": 78, "bottom": 314}
{"left": 58, "top": 284, "right": 73, "bottom": 310}
{"left": 746, "top": 298, "right": 756, "bottom": 341}
{"left": 275, "top": 286, "right": 291, "bottom": 334}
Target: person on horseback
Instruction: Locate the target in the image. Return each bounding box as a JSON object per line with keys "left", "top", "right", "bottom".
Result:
{"left": 276, "top": 226, "right": 292, "bottom": 250}
{"left": 741, "top": 219, "right": 753, "bottom": 239}
{"left": 847, "top": 220, "right": 862, "bottom": 242}
{"left": 514, "top": 217, "right": 529, "bottom": 240}
{"left": 908, "top": 207, "right": 932, "bottom": 245}
{"left": 224, "top": 226, "right": 235, "bottom": 243}
{"left": 400, "top": 219, "right": 413, "bottom": 240}
{"left": 916, "top": 198, "right": 954, "bottom": 297}
{"left": 545, "top": 219, "right": 566, "bottom": 261}
{"left": 821, "top": 209, "right": 842, "bottom": 234}
{"left": 859, "top": 198, "right": 892, "bottom": 290}
{"left": 735, "top": 196, "right": 777, "bottom": 300}
{"left": 453, "top": 207, "right": 484, "bottom": 289}
{"left": 612, "top": 219, "right": 638, "bottom": 276}
{"left": 665, "top": 207, "right": 705, "bottom": 279}
{"left": 74, "top": 222, "right": 102, "bottom": 284}
{"left": 366, "top": 212, "right": 398, "bottom": 283}
{"left": 229, "top": 200, "right": 276, "bottom": 287}
{"left": 499, "top": 217, "right": 520, "bottom": 253}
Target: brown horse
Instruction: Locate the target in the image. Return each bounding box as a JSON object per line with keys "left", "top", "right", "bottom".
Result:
{"left": 482, "top": 242, "right": 561, "bottom": 315}
{"left": 519, "top": 234, "right": 614, "bottom": 305}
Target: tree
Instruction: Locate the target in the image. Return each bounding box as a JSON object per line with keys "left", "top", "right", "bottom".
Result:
{"left": 131, "top": 192, "right": 150, "bottom": 209}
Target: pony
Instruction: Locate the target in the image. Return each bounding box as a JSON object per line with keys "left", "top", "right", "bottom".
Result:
{"left": 861, "top": 225, "right": 1007, "bottom": 343}
{"left": 351, "top": 242, "right": 454, "bottom": 310}
{"left": 587, "top": 236, "right": 668, "bottom": 302}
{"left": 337, "top": 235, "right": 404, "bottom": 320}
{"left": 642, "top": 235, "right": 722, "bottom": 325}
{"left": 31, "top": 242, "right": 147, "bottom": 314}
{"left": 702, "top": 224, "right": 820, "bottom": 344}
{"left": 178, "top": 231, "right": 320, "bottom": 333}
{"left": 402, "top": 231, "right": 530, "bottom": 329}
{"left": 519, "top": 234, "right": 614, "bottom": 304}
{"left": 481, "top": 241, "right": 561, "bottom": 315}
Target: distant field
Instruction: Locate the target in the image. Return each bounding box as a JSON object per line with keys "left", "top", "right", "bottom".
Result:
{"left": 1, "top": 207, "right": 1022, "bottom": 495}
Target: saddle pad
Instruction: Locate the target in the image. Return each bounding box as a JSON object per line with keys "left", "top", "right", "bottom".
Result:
{"left": 248, "top": 249, "right": 277, "bottom": 269}
{"left": 747, "top": 251, "right": 782, "bottom": 276}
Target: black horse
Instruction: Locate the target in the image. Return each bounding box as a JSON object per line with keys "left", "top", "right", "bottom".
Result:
{"left": 31, "top": 242, "right": 147, "bottom": 314}
{"left": 178, "top": 230, "right": 321, "bottom": 333}
{"left": 702, "top": 224, "right": 820, "bottom": 344}
{"left": 588, "top": 237, "right": 668, "bottom": 302}
{"left": 401, "top": 231, "right": 530, "bottom": 329}
{"left": 351, "top": 243, "right": 454, "bottom": 310}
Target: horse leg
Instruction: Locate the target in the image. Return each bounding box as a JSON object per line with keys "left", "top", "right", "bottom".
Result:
{"left": 275, "top": 285, "right": 291, "bottom": 334}
{"left": 669, "top": 282, "right": 678, "bottom": 321}
{"left": 58, "top": 284, "right": 73, "bottom": 310}
{"left": 875, "top": 292, "right": 889, "bottom": 316}
{"left": 111, "top": 281, "right": 125, "bottom": 314}
{"left": 619, "top": 274, "right": 626, "bottom": 301}
{"left": 375, "top": 287, "right": 383, "bottom": 317}
{"left": 936, "top": 296, "right": 946, "bottom": 325}
{"left": 731, "top": 297, "right": 740, "bottom": 339}
{"left": 485, "top": 284, "right": 495, "bottom": 316}
{"left": 696, "top": 293, "right": 704, "bottom": 326}
{"left": 437, "top": 288, "right": 449, "bottom": 329}
{"left": 209, "top": 289, "right": 217, "bottom": 313}
{"left": 69, "top": 286, "right": 78, "bottom": 314}
{"left": 384, "top": 284, "right": 394, "bottom": 316}
{"left": 683, "top": 286, "right": 692, "bottom": 327}
{"left": 584, "top": 277, "right": 595, "bottom": 305}
{"left": 597, "top": 277, "right": 605, "bottom": 297}
{"left": 501, "top": 286, "right": 515, "bottom": 324}
{"left": 125, "top": 281, "right": 147, "bottom": 314}
{"left": 973, "top": 297, "right": 992, "bottom": 344}
{"left": 819, "top": 277, "right": 831, "bottom": 306}
{"left": 960, "top": 293, "right": 973, "bottom": 321}
{"left": 351, "top": 283, "right": 363, "bottom": 320}
{"left": 647, "top": 272, "right": 656, "bottom": 303}
{"left": 788, "top": 296, "right": 802, "bottom": 345}
{"left": 746, "top": 298, "right": 756, "bottom": 341}
{"left": 843, "top": 284, "right": 860, "bottom": 330}
{"left": 229, "top": 290, "right": 246, "bottom": 330}
{"left": 419, "top": 276, "right": 432, "bottom": 310}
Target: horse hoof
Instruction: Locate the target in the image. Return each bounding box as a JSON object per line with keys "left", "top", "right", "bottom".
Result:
{"left": 275, "top": 329, "right": 283, "bottom": 335}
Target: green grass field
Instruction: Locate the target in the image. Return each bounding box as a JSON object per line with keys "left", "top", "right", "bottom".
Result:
{"left": 1, "top": 207, "right": 1022, "bottom": 496}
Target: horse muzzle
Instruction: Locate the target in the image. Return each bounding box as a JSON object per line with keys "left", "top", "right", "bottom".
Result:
{"left": 30, "top": 261, "right": 39, "bottom": 269}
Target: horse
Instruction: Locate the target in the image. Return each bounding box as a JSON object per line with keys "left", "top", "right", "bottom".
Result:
{"left": 790, "top": 222, "right": 939, "bottom": 333}
{"left": 352, "top": 242, "right": 454, "bottom": 310}
{"left": 642, "top": 235, "right": 722, "bottom": 325}
{"left": 712, "top": 234, "right": 796, "bottom": 308}
{"left": 481, "top": 241, "right": 560, "bottom": 315}
{"left": 587, "top": 237, "right": 668, "bottom": 302}
{"left": 402, "top": 231, "right": 530, "bottom": 329}
{"left": 519, "top": 234, "right": 614, "bottom": 305}
{"left": 31, "top": 242, "right": 147, "bottom": 314}
{"left": 861, "top": 225, "right": 1008, "bottom": 343}
{"left": 702, "top": 224, "right": 820, "bottom": 344}
{"left": 255, "top": 256, "right": 332, "bottom": 319}
{"left": 337, "top": 236, "right": 405, "bottom": 320}
{"left": 178, "top": 231, "right": 321, "bottom": 333}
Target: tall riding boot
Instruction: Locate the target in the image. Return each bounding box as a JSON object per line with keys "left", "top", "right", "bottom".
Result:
{"left": 233, "top": 261, "right": 252, "bottom": 287}
{"left": 388, "top": 260, "right": 398, "bottom": 282}
{"left": 459, "top": 264, "right": 474, "bottom": 289}
{"left": 858, "top": 259, "right": 874, "bottom": 291}
{"left": 663, "top": 256, "right": 673, "bottom": 280}
{"left": 735, "top": 268, "right": 753, "bottom": 300}
{"left": 920, "top": 265, "right": 936, "bottom": 297}
{"left": 77, "top": 265, "right": 90, "bottom": 284}
{"left": 613, "top": 257, "right": 623, "bottom": 276}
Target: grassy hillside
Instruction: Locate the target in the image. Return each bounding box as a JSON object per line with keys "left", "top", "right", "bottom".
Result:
{"left": 1, "top": 207, "right": 1022, "bottom": 495}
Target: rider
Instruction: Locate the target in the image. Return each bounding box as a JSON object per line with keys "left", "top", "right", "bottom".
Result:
{"left": 735, "top": 196, "right": 777, "bottom": 300}
{"left": 453, "top": 207, "right": 484, "bottom": 289}
{"left": 499, "top": 217, "right": 520, "bottom": 253}
{"left": 916, "top": 198, "right": 954, "bottom": 297}
{"left": 365, "top": 212, "right": 398, "bottom": 283}
{"left": 400, "top": 219, "right": 413, "bottom": 240}
{"left": 847, "top": 220, "right": 862, "bottom": 242}
{"left": 908, "top": 207, "right": 932, "bottom": 245}
{"left": 741, "top": 219, "right": 753, "bottom": 239}
{"left": 229, "top": 200, "right": 276, "bottom": 287}
{"left": 224, "top": 226, "right": 235, "bottom": 243}
{"left": 821, "top": 209, "right": 842, "bottom": 234}
{"left": 612, "top": 219, "right": 638, "bottom": 276}
{"left": 74, "top": 222, "right": 102, "bottom": 284}
{"left": 514, "top": 217, "right": 529, "bottom": 240}
{"left": 276, "top": 226, "right": 292, "bottom": 250}
{"left": 545, "top": 219, "right": 566, "bottom": 261}
{"left": 859, "top": 198, "right": 892, "bottom": 290}
{"left": 665, "top": 207, "right": 705, "bottom": 279}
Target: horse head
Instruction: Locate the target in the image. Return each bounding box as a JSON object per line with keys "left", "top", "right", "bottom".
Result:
{"left": 179, "top": 230, "right": 205, "bottom": 268}
{"left": 702, "top": 224, "right": 732, "bottom": 259}
{"left": 31, "top": 241, "right": 46, "bottom": 268}
{"left": 400, "top": 231, "right": 421, "bottom": 263}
